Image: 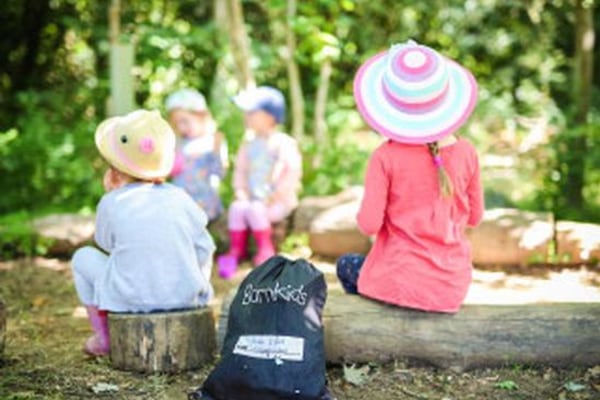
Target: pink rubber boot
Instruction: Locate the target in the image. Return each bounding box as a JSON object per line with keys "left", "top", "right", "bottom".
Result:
{"left": 252, "top": 229, "right": 276, "bottom": 267}
{"left": 217, "top": 230, "right": 249, "bottom": 279}
{"left": 84, "top": 306, "right": 110, "bottom": 356}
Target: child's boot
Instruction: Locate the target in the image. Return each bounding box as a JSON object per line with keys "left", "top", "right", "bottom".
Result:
{"left": 84, "top": 306, "right": 110, "bottom": 356}
{"left": 217, "top": 230, "right": 249, "bottom": 279}
{"left": 252, "top": 229, "right": 275, "bottom": 267}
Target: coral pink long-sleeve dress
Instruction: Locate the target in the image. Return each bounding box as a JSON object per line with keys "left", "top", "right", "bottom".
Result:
{"left": 356, "top": 138, "right": 484, "bottom": 313}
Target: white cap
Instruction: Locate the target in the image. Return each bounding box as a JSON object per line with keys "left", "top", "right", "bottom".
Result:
{"left": 165, "top": 88, "right": 207, "bottom": 112}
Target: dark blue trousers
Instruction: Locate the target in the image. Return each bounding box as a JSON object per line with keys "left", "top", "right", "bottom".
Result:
{"left": 335, "top": 253, "right": 366, "bottom": 294}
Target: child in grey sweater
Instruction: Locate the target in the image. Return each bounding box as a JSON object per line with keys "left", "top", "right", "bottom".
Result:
{"left": 71, "top": 110, "right": 215, "bottom": 356}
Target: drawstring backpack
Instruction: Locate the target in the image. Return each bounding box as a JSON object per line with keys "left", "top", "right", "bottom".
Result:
{"left": 189, "top": 256, "right": 332, "bottom": 400}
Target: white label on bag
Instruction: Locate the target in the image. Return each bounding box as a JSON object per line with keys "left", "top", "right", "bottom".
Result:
{"left": 233, "top": 335, "right": 305, "bottom": 362}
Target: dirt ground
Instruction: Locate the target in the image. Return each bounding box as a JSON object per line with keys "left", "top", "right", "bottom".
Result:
{"left": 1, "top": 256, "right": 600, "bottom": 400}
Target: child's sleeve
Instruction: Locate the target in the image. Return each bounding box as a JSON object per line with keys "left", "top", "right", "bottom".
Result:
{"left": 209, "top": 132, "right": 228, "bottom": 179}
{"left": 357, "top": 148, "right": 389, "bottom": 236}
{"left": 195, "top": 227, "right": 216, "bottom": 280}
{"left": 94, "top": 196, "right": 114, "bottom": 252}
{"left": 218, "top": 133, "right": 229, "bottom": 171}
{"left": 190, "top": 204, "right": 216, "bottom": 287}
{"left": 272, "top": 138, "right": 302, "bottom": 201}
{"left": 233, "top": 143, "right": 249, "bottom": 199}
{"left": 467, "top": 151, "right": 484, "bottom": 227}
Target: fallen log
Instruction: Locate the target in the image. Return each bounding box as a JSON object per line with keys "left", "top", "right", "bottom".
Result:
{"left": 218, "top": 291, "right": 600, "bottom": 371}
{"left": 309, "top": 201, "right": 371, "bottom": 258}
{"left": 32, "top": 214, "right": 95, "bottom": 257}
{"left": 294, "top": 186, "right": 364, "bottom": 232}
{"left": 108, "top": 307, "right": 216, "bottom": 373}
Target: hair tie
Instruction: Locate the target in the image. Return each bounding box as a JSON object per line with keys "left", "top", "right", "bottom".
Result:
{"left": 433, "top": 155, "right": 443, "bottom": 168}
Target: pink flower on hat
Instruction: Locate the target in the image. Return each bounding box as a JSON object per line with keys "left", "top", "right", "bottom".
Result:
{"left": 139, "top": 137, "right": 155, "bottom": 153}
{"left": 95, "top": 110, "right": 176, "bottom": 180}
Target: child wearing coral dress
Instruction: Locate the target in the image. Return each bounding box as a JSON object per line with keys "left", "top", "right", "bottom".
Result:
{"left": 71, "top": 110, "right": 215, "bottom": 356}
{"left": 217, "top": 86, "right": 302, "bottom": 279}
{"left": 166, "top": 89, "right": 228, "bottom": 221}
{"left": 336, "top": 40, "right": 484, "bottom": 313}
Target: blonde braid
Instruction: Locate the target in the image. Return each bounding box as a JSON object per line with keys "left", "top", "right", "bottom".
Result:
{"left": 427, "top": 142, "right": 454, "bottom": 198}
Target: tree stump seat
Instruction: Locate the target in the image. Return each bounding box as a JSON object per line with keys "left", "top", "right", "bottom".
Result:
{"left": 108, "top": 307, "right": 216, "bottom": 373}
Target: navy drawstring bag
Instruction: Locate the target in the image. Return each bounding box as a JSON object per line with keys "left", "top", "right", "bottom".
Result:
{"left": 189, "top": 256, "right": 332, "bottom": 400}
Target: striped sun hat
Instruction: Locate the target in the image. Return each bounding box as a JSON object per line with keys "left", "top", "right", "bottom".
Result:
{"left": 353, "top": 40, "right": 478, "bottom": 144}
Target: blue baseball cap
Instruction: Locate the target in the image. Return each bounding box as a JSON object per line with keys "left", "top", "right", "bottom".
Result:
{"left": 232, "top": 86, "right": 286, "bottom": 124}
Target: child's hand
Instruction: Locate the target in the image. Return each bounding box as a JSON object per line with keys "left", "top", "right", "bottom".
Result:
{"left": 266, "top": 192, "right": 279, "bottom": 206}
{"left": 235, "top": 189, "right": 249, "bottom": 201}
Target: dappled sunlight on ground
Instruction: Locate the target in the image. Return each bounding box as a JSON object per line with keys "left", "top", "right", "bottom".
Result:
{"left": 465, "top": 267, "right": 600, "bottom": 305}
{"left": 2, "top": 257, "right": 599, "bottom": 307}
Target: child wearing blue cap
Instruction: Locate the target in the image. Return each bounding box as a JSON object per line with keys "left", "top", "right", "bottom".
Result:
{"left": 217, "top": 86, "right": 302, "bottom": 279}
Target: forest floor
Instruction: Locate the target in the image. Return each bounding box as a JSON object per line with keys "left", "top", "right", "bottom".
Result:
{"left": 1, "top": 254, "right": 600, "bottom": 400}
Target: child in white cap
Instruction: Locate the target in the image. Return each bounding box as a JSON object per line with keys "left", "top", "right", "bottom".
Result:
{"left": 71, "top": 110, "right": 215, "bottom": 356}
{"left": 166, "top": 88, "right": 228, "bottom": 221}
{"left": 217, "top": 86, "right": 302, "bottom": 279}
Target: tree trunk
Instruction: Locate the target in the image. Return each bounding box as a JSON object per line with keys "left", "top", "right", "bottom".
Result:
{"left": 108, "top": 0, "right": 135, "bottom": 116}
{"left": 564, "top": 0, "right": 595, "bottom": 209}
{"left": 574, "top": 0, "right": 595, "bottom": 123}
{"left": 218, "top": 291, "right": 600, "bottom": 371}
{"left": 223, "top": 0, "right": 255, "bottom": 90}
{"left": 109, "top": 0, "right": 120, "bottom": 43}
{"left": 109, "top": 308, "right": 216, "bottom": 373}
{"left": 285, "top": 0, "right": 305, "bottom": 139}
{"left": 312, "top": 57, "right": 333, "bottom": 166}
{"left": 13, "top": 0, "right": 51, "bottom": 92}
{"left": 0, "top": 300, "right": 5, "bottom": 359}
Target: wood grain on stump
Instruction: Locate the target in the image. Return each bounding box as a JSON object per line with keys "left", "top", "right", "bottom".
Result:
{"left": 217, "top": 291, "right": 600, "bottom": 371}
{"left": 109, "top": 307, "right": 215, "bottom": 373}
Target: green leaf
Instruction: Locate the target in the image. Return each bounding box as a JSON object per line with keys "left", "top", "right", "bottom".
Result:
{"left": 563, "top": 381, "right": 586, "bottom": 392}
{"left": 343, "top": 364, "right": 371, "bottom": 386}
{"left": 495, "top": 380, "right": 519, "bottom": 390}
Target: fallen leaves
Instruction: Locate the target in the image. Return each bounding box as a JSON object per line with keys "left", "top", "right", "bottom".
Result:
{"left": 91, "top": 382, "right": 119, "bottom": 394}
{"left": 342, "top": 363, "right": 371, "bottom": 386}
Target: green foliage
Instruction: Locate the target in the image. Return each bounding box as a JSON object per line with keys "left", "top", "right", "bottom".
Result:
{"left": 0, "top": 90, "right": 103, "bottom": 214}
{"left": 302, "top": 141, "right": 370, "bottom": 197}
{"left": 0, "top": 212, "right": 53, "bottom": 259}
{"left": 532, "top": 116, "right": 600, "bottom": 220}
{"left": 0, "top": 0, "right": 598, "bottom": 221}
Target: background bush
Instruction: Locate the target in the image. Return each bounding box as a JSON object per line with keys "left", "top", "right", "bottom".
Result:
{"left": 0, "top": 0, "right": 598, "bottom": 222}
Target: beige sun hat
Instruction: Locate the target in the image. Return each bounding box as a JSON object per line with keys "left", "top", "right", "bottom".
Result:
{"left": 95, "top": 109, "right": 176, "bottom": 180}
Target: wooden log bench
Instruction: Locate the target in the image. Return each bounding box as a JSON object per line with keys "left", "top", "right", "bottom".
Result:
{"left": 108, "top": 307, "right": 216, "bottom": 373}
{"left": 0, "top": 300, "right": 5, "bottom": 360}
{"left": 217, "top": 291, "right": 600, "bottom": 371}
